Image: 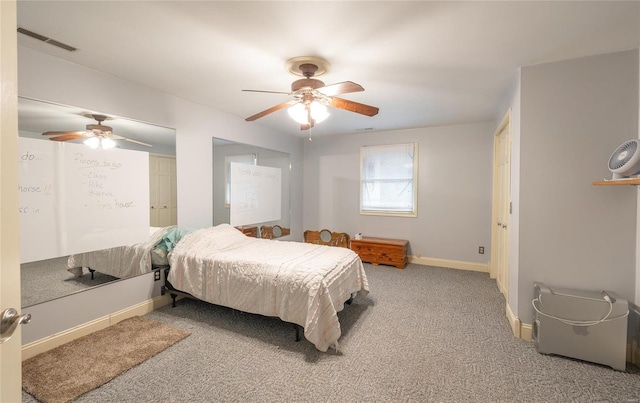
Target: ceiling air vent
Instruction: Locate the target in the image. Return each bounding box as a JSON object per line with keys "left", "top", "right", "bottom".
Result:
{"left": 17, "top": 27, "right": 77, "bottom": 52}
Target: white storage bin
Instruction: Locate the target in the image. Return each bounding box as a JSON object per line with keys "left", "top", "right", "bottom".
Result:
{"left": 532, "top": 282, "right": 629, "bottom": 371}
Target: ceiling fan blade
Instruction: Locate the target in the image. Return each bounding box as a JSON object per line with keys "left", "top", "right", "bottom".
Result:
{"left": 318, "top": 81, "right": 364, "bottom": 96}
{"left": 329, "top": 97, "right": 379, "bottom": 117}
{"left": 111, "top": 134, "right": 153, "bottom": 147}
{"left": 245, "top": 101, "right": 295, "bottom": 121}
{"left": 242, "top": 89, "right": 291, "bottom": 95}
{"left": 43, "top": 131, "right": 83, "bottom": 136}
{"left": 49, "top": 133, "right": 89, "bottom": 142}
{"left": 122, "top": 138, "right": 153, "bottom": 147}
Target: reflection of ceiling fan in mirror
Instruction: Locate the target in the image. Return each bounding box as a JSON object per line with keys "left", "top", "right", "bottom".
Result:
{"left": 42, "top": 114, "right": 152, "bottom": 149}
{"left": 243, "top": 56, "right": 379, "bottom": 130}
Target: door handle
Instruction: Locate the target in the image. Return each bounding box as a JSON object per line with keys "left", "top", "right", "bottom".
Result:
{"left": 0, "top": 308, "right": 31, "bottom": 344}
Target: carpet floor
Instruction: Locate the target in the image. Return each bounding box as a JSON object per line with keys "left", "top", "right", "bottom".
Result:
{"left": 22, "top": 263, "right": 640, "bottom": 402}
{"left": 22, "top": 316, "right": 190, "bottom": 403}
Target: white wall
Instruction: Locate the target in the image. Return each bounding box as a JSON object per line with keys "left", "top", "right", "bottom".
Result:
{"left": 516, "top": 49, "right": 639, "bottom": 323}
{"left": 18, "top": 46, "right": 304, "bottom": 342}
{"left": 302, "top": 123, "right": 494, "bottom": 264}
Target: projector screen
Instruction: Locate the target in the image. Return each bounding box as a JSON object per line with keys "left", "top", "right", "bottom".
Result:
{"left": 18, "top": 138, "right": 150, "bottom": 263}
{"left": 229, "top": 162, "right": 281, "bottom": 227}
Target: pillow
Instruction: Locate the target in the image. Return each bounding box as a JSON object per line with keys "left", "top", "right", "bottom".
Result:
{"left": 156, "top": 227, "right": 193, "bottom": 251}
{"left": 150, "top": 248, "right": 169, "bottom": 266}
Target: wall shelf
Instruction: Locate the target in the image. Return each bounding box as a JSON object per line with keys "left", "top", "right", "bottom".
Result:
{"left": 593, "top": 178, "right": 640, "bottom": 186}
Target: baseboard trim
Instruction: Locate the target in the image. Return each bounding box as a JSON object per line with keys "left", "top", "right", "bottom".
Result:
{"left": 520, "top": 323, "right": 533, "bottom": 341}
{"left": 506, "top": 302, "right": 520, "bottom": 338}
{"left": 504, "top": 301, "right": 533, "bottom": 341}
{"left": 409, "top": 256, "right": 488, "bottom": 273}
{"left": 21, "top": 294, "right": 173, "bottom": 360}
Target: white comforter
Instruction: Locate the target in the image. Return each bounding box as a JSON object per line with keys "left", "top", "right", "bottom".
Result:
{"left": 168, "top": 224, "right": 369, "bottom": 352}
{"left": 67, "top": 226, "right": 171, "bottom": 278}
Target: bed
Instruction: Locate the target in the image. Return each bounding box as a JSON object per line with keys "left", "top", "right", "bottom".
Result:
{"left": 67, "top": 226, "right": 179, "bottom": 279}
{"left": 166, "top": 223, "right": 369, "bottom": 352}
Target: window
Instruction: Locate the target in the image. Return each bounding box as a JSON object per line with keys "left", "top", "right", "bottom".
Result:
{"left": 224, "top": 153, "right": 257, "bottom": 207}
{"left": 360, "top": 143, "right": 418, "bottom": 216}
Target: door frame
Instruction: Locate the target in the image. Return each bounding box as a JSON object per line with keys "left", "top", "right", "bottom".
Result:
{"left": 0, "top": 1, "right": 24, "bottom": 400}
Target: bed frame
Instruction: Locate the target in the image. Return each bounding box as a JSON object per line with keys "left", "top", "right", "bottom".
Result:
{"left": 160, "top": 267, "right": 353, "bottom": 344}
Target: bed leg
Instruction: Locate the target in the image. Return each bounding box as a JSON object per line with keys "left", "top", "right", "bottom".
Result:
{"left": 88, "top": 268, "right": 95, "bottom": 280}
{"left": 295, "top": 324, "right": 301, "bottom": 342}
{"left": 170, "top": 294, "right": 177, "bottom": 308}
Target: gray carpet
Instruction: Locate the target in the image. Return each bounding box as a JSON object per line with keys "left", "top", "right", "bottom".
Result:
{"left": 21, "top": 256, "right": 118, "bottom": 307}
{"left": 23, "top": 263, "right": 640, "bottom": 402}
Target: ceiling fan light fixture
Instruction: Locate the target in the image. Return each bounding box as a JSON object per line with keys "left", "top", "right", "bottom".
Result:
{"left": 310, "top": 101, "right": 329, "bottom": 124}
{"left": 287, "top": 103, "right": 309, "bottom": 125}
{"left": 84, "top": 136, "right": 117, "bottom": 149}
{"left": 287, "top": 101, "right": 330, "bottom": 126}
{"left": 101, "top": 138, "right": 117, "bottom": 149}
{"left": 84, "top": 137, "right": 100, "bottom": 149}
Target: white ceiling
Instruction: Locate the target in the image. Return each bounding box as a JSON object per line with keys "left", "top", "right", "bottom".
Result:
{"left": 16, "top": 1, "right": 640, "bottom": 139}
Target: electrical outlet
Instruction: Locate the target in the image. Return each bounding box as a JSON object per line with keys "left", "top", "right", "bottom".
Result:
{"left": 154, "top": 270, "right": 161, "bottom": 281}
{"left": 479, "top": 246, "right": 485, "bottom": 254}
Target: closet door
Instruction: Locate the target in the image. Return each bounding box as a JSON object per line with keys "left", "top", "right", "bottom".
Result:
{"left": 149, "top": 155, "right": 177, "bottom": 227}
{"left": 169, "top": 158, "right": 177, "bottom": 224}
{"left": 490, "top": 111, "right": 511, "bottom": 299}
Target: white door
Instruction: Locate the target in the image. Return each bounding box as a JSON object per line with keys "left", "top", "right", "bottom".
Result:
{"left": 149, "top": 157, "right": 159, "bottom": 225}
{"left": 149, "top": 155, "right": 177, "bottom": 227}
{"left": 490, "top": 111, "right": 511, "bottom": 299}
{"left": 0, "top": 2, "right": 24, "bottom": 400}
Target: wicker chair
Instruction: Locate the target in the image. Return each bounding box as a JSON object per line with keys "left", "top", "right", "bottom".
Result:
{"left": 303, "top": 229, "right": 350, "bottom": 248}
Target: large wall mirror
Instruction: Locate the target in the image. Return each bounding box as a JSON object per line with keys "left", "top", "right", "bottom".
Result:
{"left": 213, "top": 138, "right": 290, "bottom": 238}
{"left": 18, "top": 97, "right": 176, "bottom": 308}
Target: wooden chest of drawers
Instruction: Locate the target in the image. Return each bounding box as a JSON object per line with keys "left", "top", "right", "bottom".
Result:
{"left": 350, "top": 237, "right": 408, "bottom": 269}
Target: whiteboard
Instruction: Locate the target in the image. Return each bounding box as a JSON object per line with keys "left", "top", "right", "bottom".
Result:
{"left": 18, "top": 138, "right": 150, "bottom": 263}
{"left": 229, "top": 162, "right": 281, "bottom": 227}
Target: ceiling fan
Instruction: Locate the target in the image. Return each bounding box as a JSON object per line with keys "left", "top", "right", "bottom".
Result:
{"left": 42, "top": 114, "right": 152, "bottom": 148}
{"left": 243, "top": 56, "right": 379, "bottom": 130}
